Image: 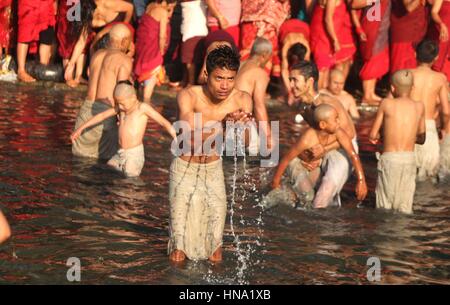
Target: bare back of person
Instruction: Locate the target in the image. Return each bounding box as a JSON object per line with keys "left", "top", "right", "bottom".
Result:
{"left": 95, "top": 50, "right": 132, "bottom": 106}
{"left": 86, "top": 49, "right": 108, "bottom": 102}
{"left": 381, "top": 97, "right": 424, "bottom": 152}
{"left": 411, "top": 66, "right": 447, "bottom": 120}
{"left": 178, "top": 86, "right": 252, "bottom": 163}
{"left": 118, "top": 103, "right": 149, "bottom": 150}
{"left": 317, "top": 94, "right": 357, "bottom": 139}
{"left": 235, "top": 60, "right": 259, "bottom": 95}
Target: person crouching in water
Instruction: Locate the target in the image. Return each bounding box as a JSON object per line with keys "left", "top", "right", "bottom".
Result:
{"left": 269, "top": 103, "right": 368, "bottom": 209}
{"left": 369, "top": 70, "right": 426, "bottom": 214}
{"left": 71, "top": 83, "right": 176, "bottom": 177}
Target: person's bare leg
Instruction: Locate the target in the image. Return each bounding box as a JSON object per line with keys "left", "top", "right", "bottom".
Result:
{"left": 39, "top": 43, "right": 52, "bottom": 65}
{"left": 362, "top": 79, "right": 382, "bottom": 105}
{"left": 17, "top": 42, "right": 36, "bottom": 82}
{"left": 67, "top": 54, "right": 86, "bottom": 88}
{"left": 170, "top": 249, "right": 186, "bottom": 262}
{"left": 208, "top": 247, "right": 222, "bottom": 262}
{"left": 318, "top": 69, "right": 329, "bottom": 89}
{"left": 143, "top": 76, "right": 157, "bottom": 104}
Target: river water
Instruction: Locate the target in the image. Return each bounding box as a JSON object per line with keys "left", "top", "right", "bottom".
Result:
{"left": 0, "top": 82, "right": 448, "bottom": 284}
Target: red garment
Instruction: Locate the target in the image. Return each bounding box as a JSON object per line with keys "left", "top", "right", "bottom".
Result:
{"left": 279, "top": 19, "right": 310, "bottom": 45}
{"left": 57, "top": 0, "right": 79, "bottom": 59}
{"left": 310, "top": 2, "right": 356, "bottom": 70}
{"left": 240, "top": 0, "right": 290, "bottom": 76}
{"left": 17, "top": 0, "right": 56, "bottom": 43}
{"left": 0, "top": 0, "right": 11, "bottom": 49}
{"left": 390, "top": 0, "right": 427, "bottom": 73}
{"left": 359, "top": 0, "right": 391, "bottom": 79}
{"left": 359, "top": 46, "right": 389, "bottom": 80}
{"left": 310, "top": 5, "right": 335, "bottom": 70}
{"left": 134, "top": 14, "right": 169, "bottom": 82}
{"left": 390, "top": 41, "right": 417, "bottom": 73}
{"left": 209, "top": 25, "right": 240, "bottom": 49}
{"left": 332, "top": 1, "right": 356, "bottom": 63}
{"left": 240, "top": 21, "right": 281, "bottom": 76}
{"left": 428, "top": 1, "right": 450, "bottom": 81}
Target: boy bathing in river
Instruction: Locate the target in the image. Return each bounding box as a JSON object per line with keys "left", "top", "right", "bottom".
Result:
{"left": 269, "top": 104, "right": 367, "bottom": 208}
{"left": 71, "top": 83, "right": 176, "bottom": 177}
{"left": 369, "top": 70, "right": 426, "bottom": 214}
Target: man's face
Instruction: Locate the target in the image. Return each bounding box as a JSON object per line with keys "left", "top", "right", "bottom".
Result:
{"left": 207, "top": 68, "right": 237, "bottom": 101}
{"left": 328, "top": 74, "right": 344, "bottom": 95}
{"left": 289, "top": 69, "right": 309, "bottom": 100}
{"left": 322, "top": 110, "right": 340, "bottom": 134}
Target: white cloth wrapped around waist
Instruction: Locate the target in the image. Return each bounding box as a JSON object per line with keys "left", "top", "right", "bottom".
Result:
{"left": 375, "top": 151, "right": 416, "bottom": 214}
{"left": 168, "top": 157, "right": 227, "bottom": 260}
{"left": 181, "top": 0, "right": 208, "bottom": 42}
{"left": 439, "top": 134, "right": 450, "bottom": 180}
{"left": 415, "top": 119, "right": 440, "bottom": 181}
{"left": 314, "top": 136, "right": 359, "bottom": 207}
{"left": 72, "top": 99, "right": 119, "bottom": 160}
{"left": 107, "top": 144, "right": 145, "bottom": 178}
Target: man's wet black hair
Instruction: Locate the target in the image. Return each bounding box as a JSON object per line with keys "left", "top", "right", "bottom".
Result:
{"left": 206, "top": 45, "right": 240, "bottom": 74}
{"left": 290, "top": 60, "right": 319, "bottom": 91}
{"left": 416, "top": 39, "right": 439, "bottom": 64}
{"left": 287, "top": 43, "right": 307, "bottom": 67}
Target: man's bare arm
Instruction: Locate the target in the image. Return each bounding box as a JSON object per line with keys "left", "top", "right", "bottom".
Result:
{"left": 116, "top": 58, "right": 133, "bottom": 82}
{"left": 439, "top": 79, "right": 450, "bottom": 131}
{"left": 71, "top": 108, "right": 118, "bottom": 142}
{"left": 142, "top": 103, "right": 177, "bottom": 139}
{"left": 272, "top": 131, "right": 312, "bottom": 188}
{"left": 416, "top": 102, "right": 426, "bottom": 144}
{"left": 369, "top": 99, "right": 385, "bottom": 144}
{"left": 348, "top": 95, "right": 361, "bottom": 119}
{"left": 107, "top": 0, "right": 134, "bottom": 23}
{"left": 335, "top": 128, "right": 368, "bottom": 201}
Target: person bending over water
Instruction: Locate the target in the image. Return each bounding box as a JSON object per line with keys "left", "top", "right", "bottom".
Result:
{"left": 169, "top": 46, "right": 253, "bottom": 263}
{"left": 270, "top": 104, "right": 367, "bottom": 208}
{"left": 369, "top": 69, "right": 426, "bottom": 214}
{"left": 71, "top": 24, "right": 133, "bottom": 161}
{"left": 71, "top": 83, "right": 176, "bottom": 177}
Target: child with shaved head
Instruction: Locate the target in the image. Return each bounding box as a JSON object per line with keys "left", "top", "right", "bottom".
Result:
{"left": 71, "top": 83, "right": 176, "bottom": 177}
{"left": 369, "top": 69, "right": 426, "bottom": 214}
{"left": 269, "top": 103, "right": 367, "bottom": 209}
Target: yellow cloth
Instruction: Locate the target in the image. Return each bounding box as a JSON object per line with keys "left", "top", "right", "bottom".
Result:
{"left": 72, "top": 100, "right": 118, "bottom": 160}
{"left": 168, "top": 157, "right": 227, "bottom": 260}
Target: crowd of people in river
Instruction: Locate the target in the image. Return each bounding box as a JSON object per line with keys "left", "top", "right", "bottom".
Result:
{"left": 0, "top": 1, "right": 449, "bottom": 264}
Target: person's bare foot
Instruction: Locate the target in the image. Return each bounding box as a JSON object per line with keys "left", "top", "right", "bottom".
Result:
{"left": 361, "top": 94, "right": 382, "bottom": 106}
{"left": 208, "top": 247, "right": 222, "bottom": 262}
{"left": 18, "top": 70, "right": 36, "bottom": 83}
{"left": 169, "top": 249, "right": 186, "bottom": 262}
{"left": 66, "top": 79, "right": 80, "bottom": 88}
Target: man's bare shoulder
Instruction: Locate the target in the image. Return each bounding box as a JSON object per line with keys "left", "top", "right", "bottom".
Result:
{"left": 320, "top": 93, "right": 344, "bottom": 109}
{"left": 177, "top": 86, "right": 199, "bottom": 101}
{"left": 298, "top": 127, "right": 319, "bottom": 145}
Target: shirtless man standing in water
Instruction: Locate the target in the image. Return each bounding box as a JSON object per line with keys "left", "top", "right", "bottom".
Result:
{"left": 410, "top": 39, "right": 450, "bottom": 181}
{"left": 169, "top": 46, "right": 253, "bottom": 262}
{"left": 72, "top": 24, "right": 133, "bottom": 160}
{"left": 235, "top": 37, "right": 273, "bottom": 149}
